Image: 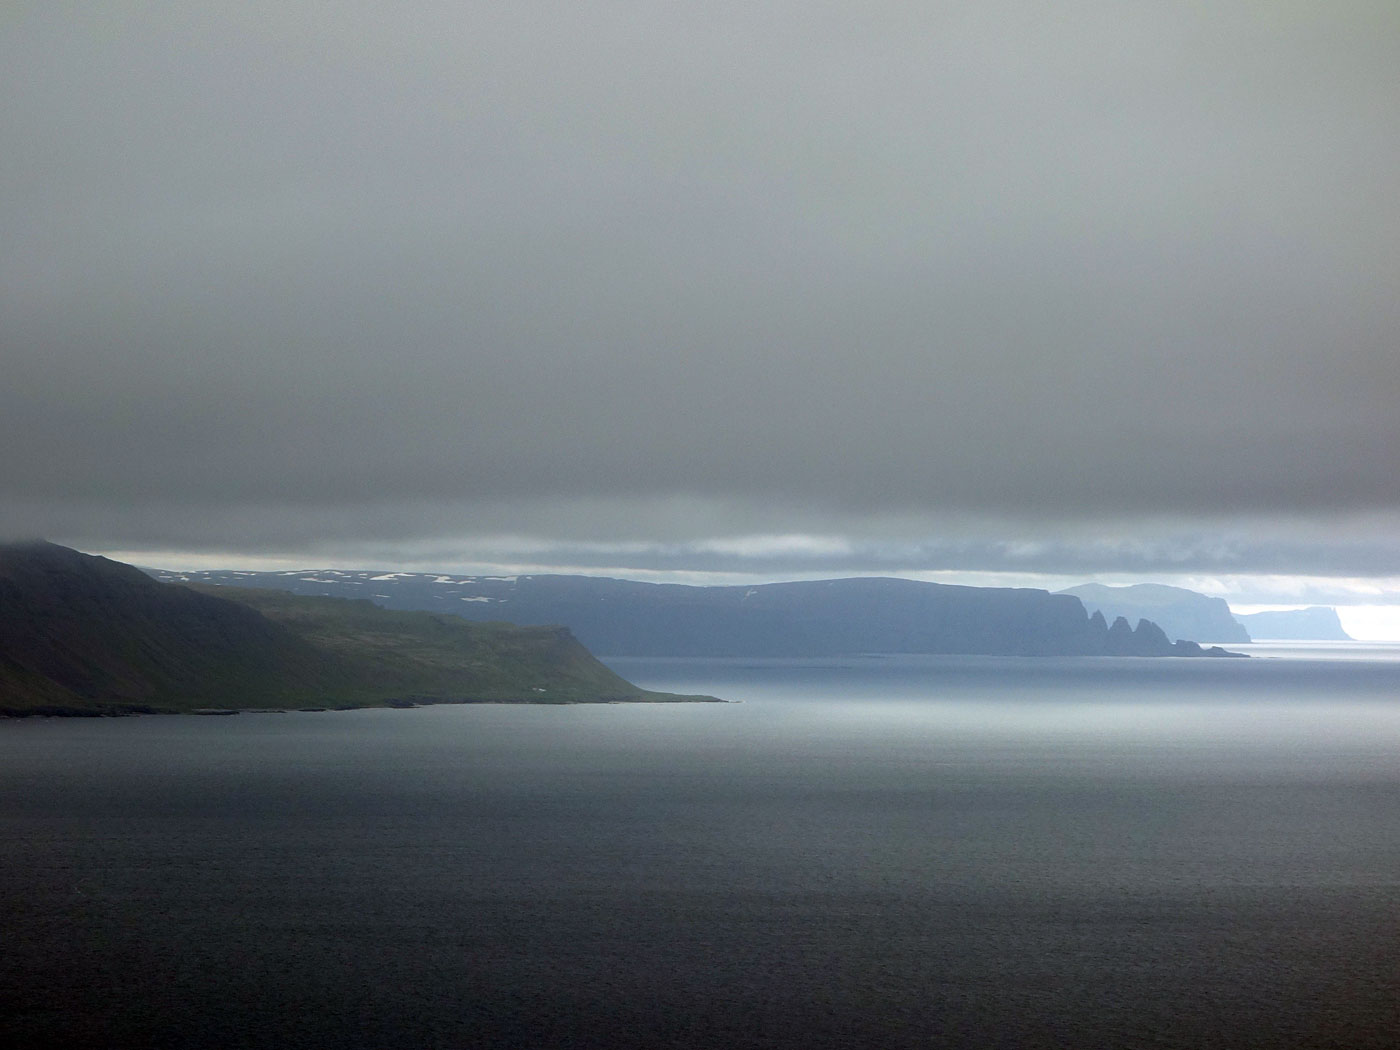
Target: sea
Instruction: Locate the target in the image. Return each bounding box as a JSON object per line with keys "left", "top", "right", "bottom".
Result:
{"left": 2, "top": 646, "right": 1398, "bottom": 1049}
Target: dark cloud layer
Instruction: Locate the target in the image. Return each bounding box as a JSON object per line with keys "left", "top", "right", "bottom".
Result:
{"left": 3, "top": 3, "right": 1398, "bottom": 579}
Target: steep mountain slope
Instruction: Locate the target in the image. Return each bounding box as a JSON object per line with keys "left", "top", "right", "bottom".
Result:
{"left": 0, "top": 543, "right": 708, "bottom": 714}
{"left": 1, "top": 542, "right": 346, "bottom": 712}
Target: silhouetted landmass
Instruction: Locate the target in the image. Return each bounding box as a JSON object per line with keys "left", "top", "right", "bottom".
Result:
{"left": 1235, "top": 607, "right": 1352, "bottom": 641}
{"left": 0, "top": 543, "right": 713, "bottom": 715}
{"left": 1060, "top": 583, "right": 1251, "bottom": 644}
{"left": 149, "top": 568, "right": 1244, "bottom": 659}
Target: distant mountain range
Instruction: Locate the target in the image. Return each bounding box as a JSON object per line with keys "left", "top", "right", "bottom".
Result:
{"left": 147, "top": 568, "right": 1243, "bottom": 659}
{"left": 1235, "top": 607, "right": 1352, "bottom": 641}
{"left": 0, "top": 543, "right": 711, "bottom": 715}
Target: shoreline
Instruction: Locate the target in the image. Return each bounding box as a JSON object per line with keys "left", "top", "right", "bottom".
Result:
{"left": 0, "top": 692, "right": 728, "bottom": 719}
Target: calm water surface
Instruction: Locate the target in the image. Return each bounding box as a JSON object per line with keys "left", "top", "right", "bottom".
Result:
{"left": 2, "top": 650, "right": 1398, "bottom": 1048}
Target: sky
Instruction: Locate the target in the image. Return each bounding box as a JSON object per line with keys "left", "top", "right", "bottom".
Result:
{"left": 3, "top": 3, "right": 1398, "bottom": 633}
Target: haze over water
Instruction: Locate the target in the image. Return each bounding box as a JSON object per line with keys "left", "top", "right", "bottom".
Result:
{"left": 3, "top": 649, "right": 1398, "bottom": 1048}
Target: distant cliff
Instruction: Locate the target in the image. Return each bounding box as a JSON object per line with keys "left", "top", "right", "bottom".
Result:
{"left": 1235, "top": 607, "right": 1352, "bottom": 641}
{"left": 0, "top": 543, "right": 709, "bottom": 715}
{"left": 1059, "top": 583, "right": 1250, "bottom": 644}
{"left": 149, "top": 569, "right": 1243, "bottom": 659}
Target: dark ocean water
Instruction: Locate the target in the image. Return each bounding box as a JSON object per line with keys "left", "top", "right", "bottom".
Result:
{"left": 2, "top": 651, "right": 1398, "bottom": 1049}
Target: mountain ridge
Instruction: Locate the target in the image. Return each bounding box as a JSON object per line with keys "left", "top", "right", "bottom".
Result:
{"left": 147, "top": 567, "right": 1244, "bottom": 659}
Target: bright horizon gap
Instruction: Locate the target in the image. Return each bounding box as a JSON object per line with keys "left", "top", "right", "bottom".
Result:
{"left": 93, "top": 544, "right": 1400, "bottom": 643}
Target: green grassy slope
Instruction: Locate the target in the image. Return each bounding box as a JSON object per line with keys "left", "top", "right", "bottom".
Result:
{"left": 198, "top": 585, "right": 714, "bottom": 704}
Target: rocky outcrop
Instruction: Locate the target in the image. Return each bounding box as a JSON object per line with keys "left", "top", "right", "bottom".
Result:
{"left": 1060, "top": 583, "right": 1250, "bottom": 644}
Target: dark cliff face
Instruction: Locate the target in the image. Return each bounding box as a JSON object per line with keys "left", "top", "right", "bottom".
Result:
{"left": 148, "top": 568, "right": 1238, "bottom": 659}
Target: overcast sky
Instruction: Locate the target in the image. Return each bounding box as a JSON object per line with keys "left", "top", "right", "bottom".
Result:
{"left": 3, "top": 3, "right": 1398, "bottom": 613}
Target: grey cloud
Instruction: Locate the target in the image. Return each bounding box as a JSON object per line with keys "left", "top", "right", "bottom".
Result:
{"left": 13, "top": 495, "right": 1398, "bottom": 592}
{"left": 3, "top": 3, "right": 1398, "bottom": 570}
